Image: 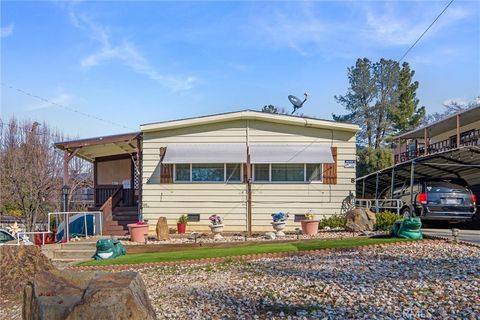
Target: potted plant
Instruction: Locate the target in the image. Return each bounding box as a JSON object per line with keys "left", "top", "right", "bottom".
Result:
{"left": 127, "top": 221, "right": 149, "bottom": 243}
{"left": 300, "top": 213, "right": 319, "bottom": 236}
{"left": 177, "top": 215, "right": 188, "bottom": 234}
{"left": 271, "top": 212, "right": 289, "bottom": 237}
{"left": 208, "top": 214, "right": 224, "bottom": 240}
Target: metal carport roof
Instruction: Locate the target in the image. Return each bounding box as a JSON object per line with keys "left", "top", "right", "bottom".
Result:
{"left": 356, "top": 146, "right": 480, "bottom": 198}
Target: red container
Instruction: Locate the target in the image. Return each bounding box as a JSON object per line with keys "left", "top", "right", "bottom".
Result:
{"left": 177, "top": 223, "right": 186, "bottom": 234}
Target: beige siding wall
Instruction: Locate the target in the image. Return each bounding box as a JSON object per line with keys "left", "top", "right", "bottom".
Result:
{"left": 142, "top": 119, "right": 357, "bottom": 233}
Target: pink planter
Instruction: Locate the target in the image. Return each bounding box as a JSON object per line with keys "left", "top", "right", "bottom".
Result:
{"left": 127, "top": 223, "right": 149, "bottom": 243}
{"left": 301, "top": 220, "right": 319, "bottom": 235}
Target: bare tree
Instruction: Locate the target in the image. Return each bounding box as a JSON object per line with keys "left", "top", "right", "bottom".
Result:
{"left": 67, "top": 156, "right": 93, "bottom": 211}
{"left": 0, "top": 119, "right": 63, "bottom": 231}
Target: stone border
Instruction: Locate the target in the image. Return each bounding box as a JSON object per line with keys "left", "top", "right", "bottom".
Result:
{"left": 67, "top": 239, "right": 446, "bottom": 272}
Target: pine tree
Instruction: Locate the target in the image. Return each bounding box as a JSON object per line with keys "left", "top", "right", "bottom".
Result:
{"left": 391, "top": 62, "right": 425, "bottom": 134}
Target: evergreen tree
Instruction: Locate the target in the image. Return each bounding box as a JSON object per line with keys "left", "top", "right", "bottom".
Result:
{"left": 334, "top": 58, "right": 376, "bottom": 148}
{"left": 391, "top": 62, "right": 425, "bottom": 134}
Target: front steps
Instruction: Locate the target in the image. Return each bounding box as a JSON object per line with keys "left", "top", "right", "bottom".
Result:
{"left": 43, "top": 241, "right": 97, "bottom": 268}
{"left": 103, "top": 206, "right": 138, "bottom": 236}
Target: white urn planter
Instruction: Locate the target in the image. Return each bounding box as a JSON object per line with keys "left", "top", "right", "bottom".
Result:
{"left": 271, "top": 221, "right": 287, "bottom": 237}
{"left": 209, "top": 224, "right": 224, "bottom": 240}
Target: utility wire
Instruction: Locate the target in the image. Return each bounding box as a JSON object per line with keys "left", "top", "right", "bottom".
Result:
{"left": 1, "top": 82, "right": 136, "bottom": 130}
{"left": 398, "top": 0, "right": 455, "bottom": 63}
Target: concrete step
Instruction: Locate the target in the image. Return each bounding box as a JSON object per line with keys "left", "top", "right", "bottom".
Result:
{"left": 61, "top": 243, "right": 97, "bottom": 250}
{"left": 54, "top": 249, "right": 96, "bottom": 260}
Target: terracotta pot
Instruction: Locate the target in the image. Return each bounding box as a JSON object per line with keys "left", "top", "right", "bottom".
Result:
{"left": 127, "top": 223, "right": 149, "bottom": 243}
{"left": 301, "top": 220, "right": 319, "bottom": 235}
{"left": 177, "top": 223, "right": 186, "bottom": 234}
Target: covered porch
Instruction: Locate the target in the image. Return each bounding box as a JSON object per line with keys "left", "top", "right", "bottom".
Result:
{"left": 55, "top": 132, "right": 142, "bottom": 236}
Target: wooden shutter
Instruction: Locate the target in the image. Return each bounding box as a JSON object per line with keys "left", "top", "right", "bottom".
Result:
{"left": 243, "top": 163, "right": 251, "bottom": 183}
{"left": 323, "top": 146, "right": 337, "bottom": 185}
{"left": 159, "top": 147, "right": 173, "bottom": 184}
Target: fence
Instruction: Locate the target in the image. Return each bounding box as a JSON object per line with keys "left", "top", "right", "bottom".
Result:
{"left": 2, "top": 211, "right": 102, "bottom": 245}
{"left": 355, "top": 199, "right": 404, "bottom": 215}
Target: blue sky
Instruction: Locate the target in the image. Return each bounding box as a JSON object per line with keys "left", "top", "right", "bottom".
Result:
{"left": 1, "top": 1, "right": 479, "bottom": 138}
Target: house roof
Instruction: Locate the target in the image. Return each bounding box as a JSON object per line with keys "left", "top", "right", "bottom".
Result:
{"left": 140, "top": 110, "right": 359, "bottom": 133}
{"left": 395, "top": 106, "right": 480, "bottom": 140}
{"left": 55, "top": 132, "right": 141, "bottom": 162}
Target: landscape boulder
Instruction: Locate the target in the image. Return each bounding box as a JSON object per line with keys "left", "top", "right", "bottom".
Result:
{"left": 345, "top": 208, "right": 376, "bottom": 232}
{"left": 23, "top": 270, "right": 156, "bottom": 320}
{"left": 155, "top": 217, "right": 170, "bottom": 241}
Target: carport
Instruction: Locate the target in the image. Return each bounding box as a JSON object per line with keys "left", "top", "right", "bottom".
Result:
{"left": 356, "top": 146, "right": 480, "bottom": 214}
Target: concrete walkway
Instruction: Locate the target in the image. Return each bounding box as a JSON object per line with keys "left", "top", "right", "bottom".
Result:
{"left": 423, "top": 228, "right": 480, "bottom": 245}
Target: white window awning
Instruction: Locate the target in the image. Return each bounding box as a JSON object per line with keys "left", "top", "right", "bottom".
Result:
{"left": 249, "top": 144, "right": 334, "bottom": 164}
{"left": 162, "top": 143, "right": 247, "bottom": 164}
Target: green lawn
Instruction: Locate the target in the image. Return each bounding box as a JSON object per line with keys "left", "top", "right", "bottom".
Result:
{"left": 80, "top": 237, "right": 412, "bottom": 267}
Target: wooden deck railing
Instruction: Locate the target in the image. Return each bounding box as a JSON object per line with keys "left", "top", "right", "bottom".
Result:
{"left": 95, "top": 185, "right": 135, "bottom": 207}
{"left": 99, "top": 186, "right": 123, "bottom": 226}
{"left": 395, "top": 129, "right": 480, "bottom": 164}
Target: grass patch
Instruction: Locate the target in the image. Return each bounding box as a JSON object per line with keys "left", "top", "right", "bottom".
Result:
{"left": 80, "top": 237, "right": 411, "bottom": 267}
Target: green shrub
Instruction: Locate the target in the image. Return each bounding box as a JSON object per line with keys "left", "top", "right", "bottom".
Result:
{"left": 375, "top": 211, "right": 402, "bottom": 231}
{"left": 318, "top": 214, "right": 346, "bottom": 229}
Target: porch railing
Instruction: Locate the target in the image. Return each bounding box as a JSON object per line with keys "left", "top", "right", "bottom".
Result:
{"left": 95, "top": 185, "right": 135, "bottom": 207}
{"left": 395, "top": 129, "right": 479, "bottom": 164}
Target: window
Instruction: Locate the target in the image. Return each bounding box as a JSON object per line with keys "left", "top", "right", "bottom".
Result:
{"left": 306, "top": 164, "right": 322, "bottom": 181}
{"left": 272, "top": 164, "right": 304, "bottom": 182}
{"left": 294, "top": 214, "right": 306, "bottom": 222}
{"left": 226, "top": 164, "right": 241, "bottom": 182}
{"left": 187, "top": 214, "right": 200, "bottom": 222}
{"left": 192, "top": 164, "right": 224, "bottom": 182}
{"left": 175, "top": 164, "right": 190, "bottom": 181}
{"left": 174, "top": 164, "right": 242, "bottom": 183}
{"left": 254, "top": 164, "right": 269, "bottom": 181}
{"left": 253, "top": 164, "right": 323, "bottom": 183}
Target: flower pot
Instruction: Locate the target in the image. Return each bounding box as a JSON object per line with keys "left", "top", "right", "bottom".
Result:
{"left": 209, "top": 224, "right": 224, "bottom": 240}
{"left": 127, "top": 223, "right": 149, "bottom": 243}
{"left": 301, "top": 220, "right": 319, "bottom": 236}
{"left": 177, "top": 223, "right": 186, "bottom": 234}
{"left": 271, "top": 221, "right": 286, "bottom": 237}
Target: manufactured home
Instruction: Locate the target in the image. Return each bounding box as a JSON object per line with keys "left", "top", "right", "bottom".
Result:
{"left": 56, "top": 110, "right": 359, "bottom": 235}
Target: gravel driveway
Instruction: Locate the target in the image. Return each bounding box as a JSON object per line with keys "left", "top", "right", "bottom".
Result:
{"left": 141, "top": 241, "right": 479, "bottom": 319}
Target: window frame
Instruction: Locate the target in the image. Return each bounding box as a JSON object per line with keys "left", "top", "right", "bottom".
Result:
{"left": 173, "top": 163, "right": 243, "bottom": 183}
{"left": 253, "top": 163, "right": 323, "bottom": 183}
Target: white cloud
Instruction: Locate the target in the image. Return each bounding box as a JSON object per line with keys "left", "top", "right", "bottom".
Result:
{"left": 250, "top": 4, "right": 326, "bottom": 56}
{"left": 67, "top": 5, "right": 196, "bottom": 91}
{"left": 363, "top": 3, "right": 470, "bottom": 46}
{"left": 1, "top": 24, "right": 14, "bottom": 38}
{"left": 26, "top": 93, "right": 71, "bottom": 111}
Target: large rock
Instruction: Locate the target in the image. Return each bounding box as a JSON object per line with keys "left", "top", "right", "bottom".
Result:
{"left": 23, "top": 270, "right": 156, "bottom": 320}
{"left": 0, "top": 245, "right": 54, "bottom": 295}
{"left": 345, "top": 208, "right": 376, "bottom": 232}
{"left": 155, "top": 217, "right": 170, "bottom": 241}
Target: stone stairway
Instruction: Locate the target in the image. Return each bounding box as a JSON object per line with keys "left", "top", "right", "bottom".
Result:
{"left": 43, "top": 241, "right": 98, "bottom": 268}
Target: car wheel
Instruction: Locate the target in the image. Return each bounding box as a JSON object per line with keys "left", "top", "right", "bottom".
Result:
{"left": 401, "top": 207, "right": 412, "bottom": 219}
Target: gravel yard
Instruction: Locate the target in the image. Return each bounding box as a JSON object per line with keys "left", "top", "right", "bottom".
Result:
{"left": 138, "top": 241, "right": 479, "bottom": 319}
{"left": 1, "top": 241, "right": 478, "bottom": 319}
